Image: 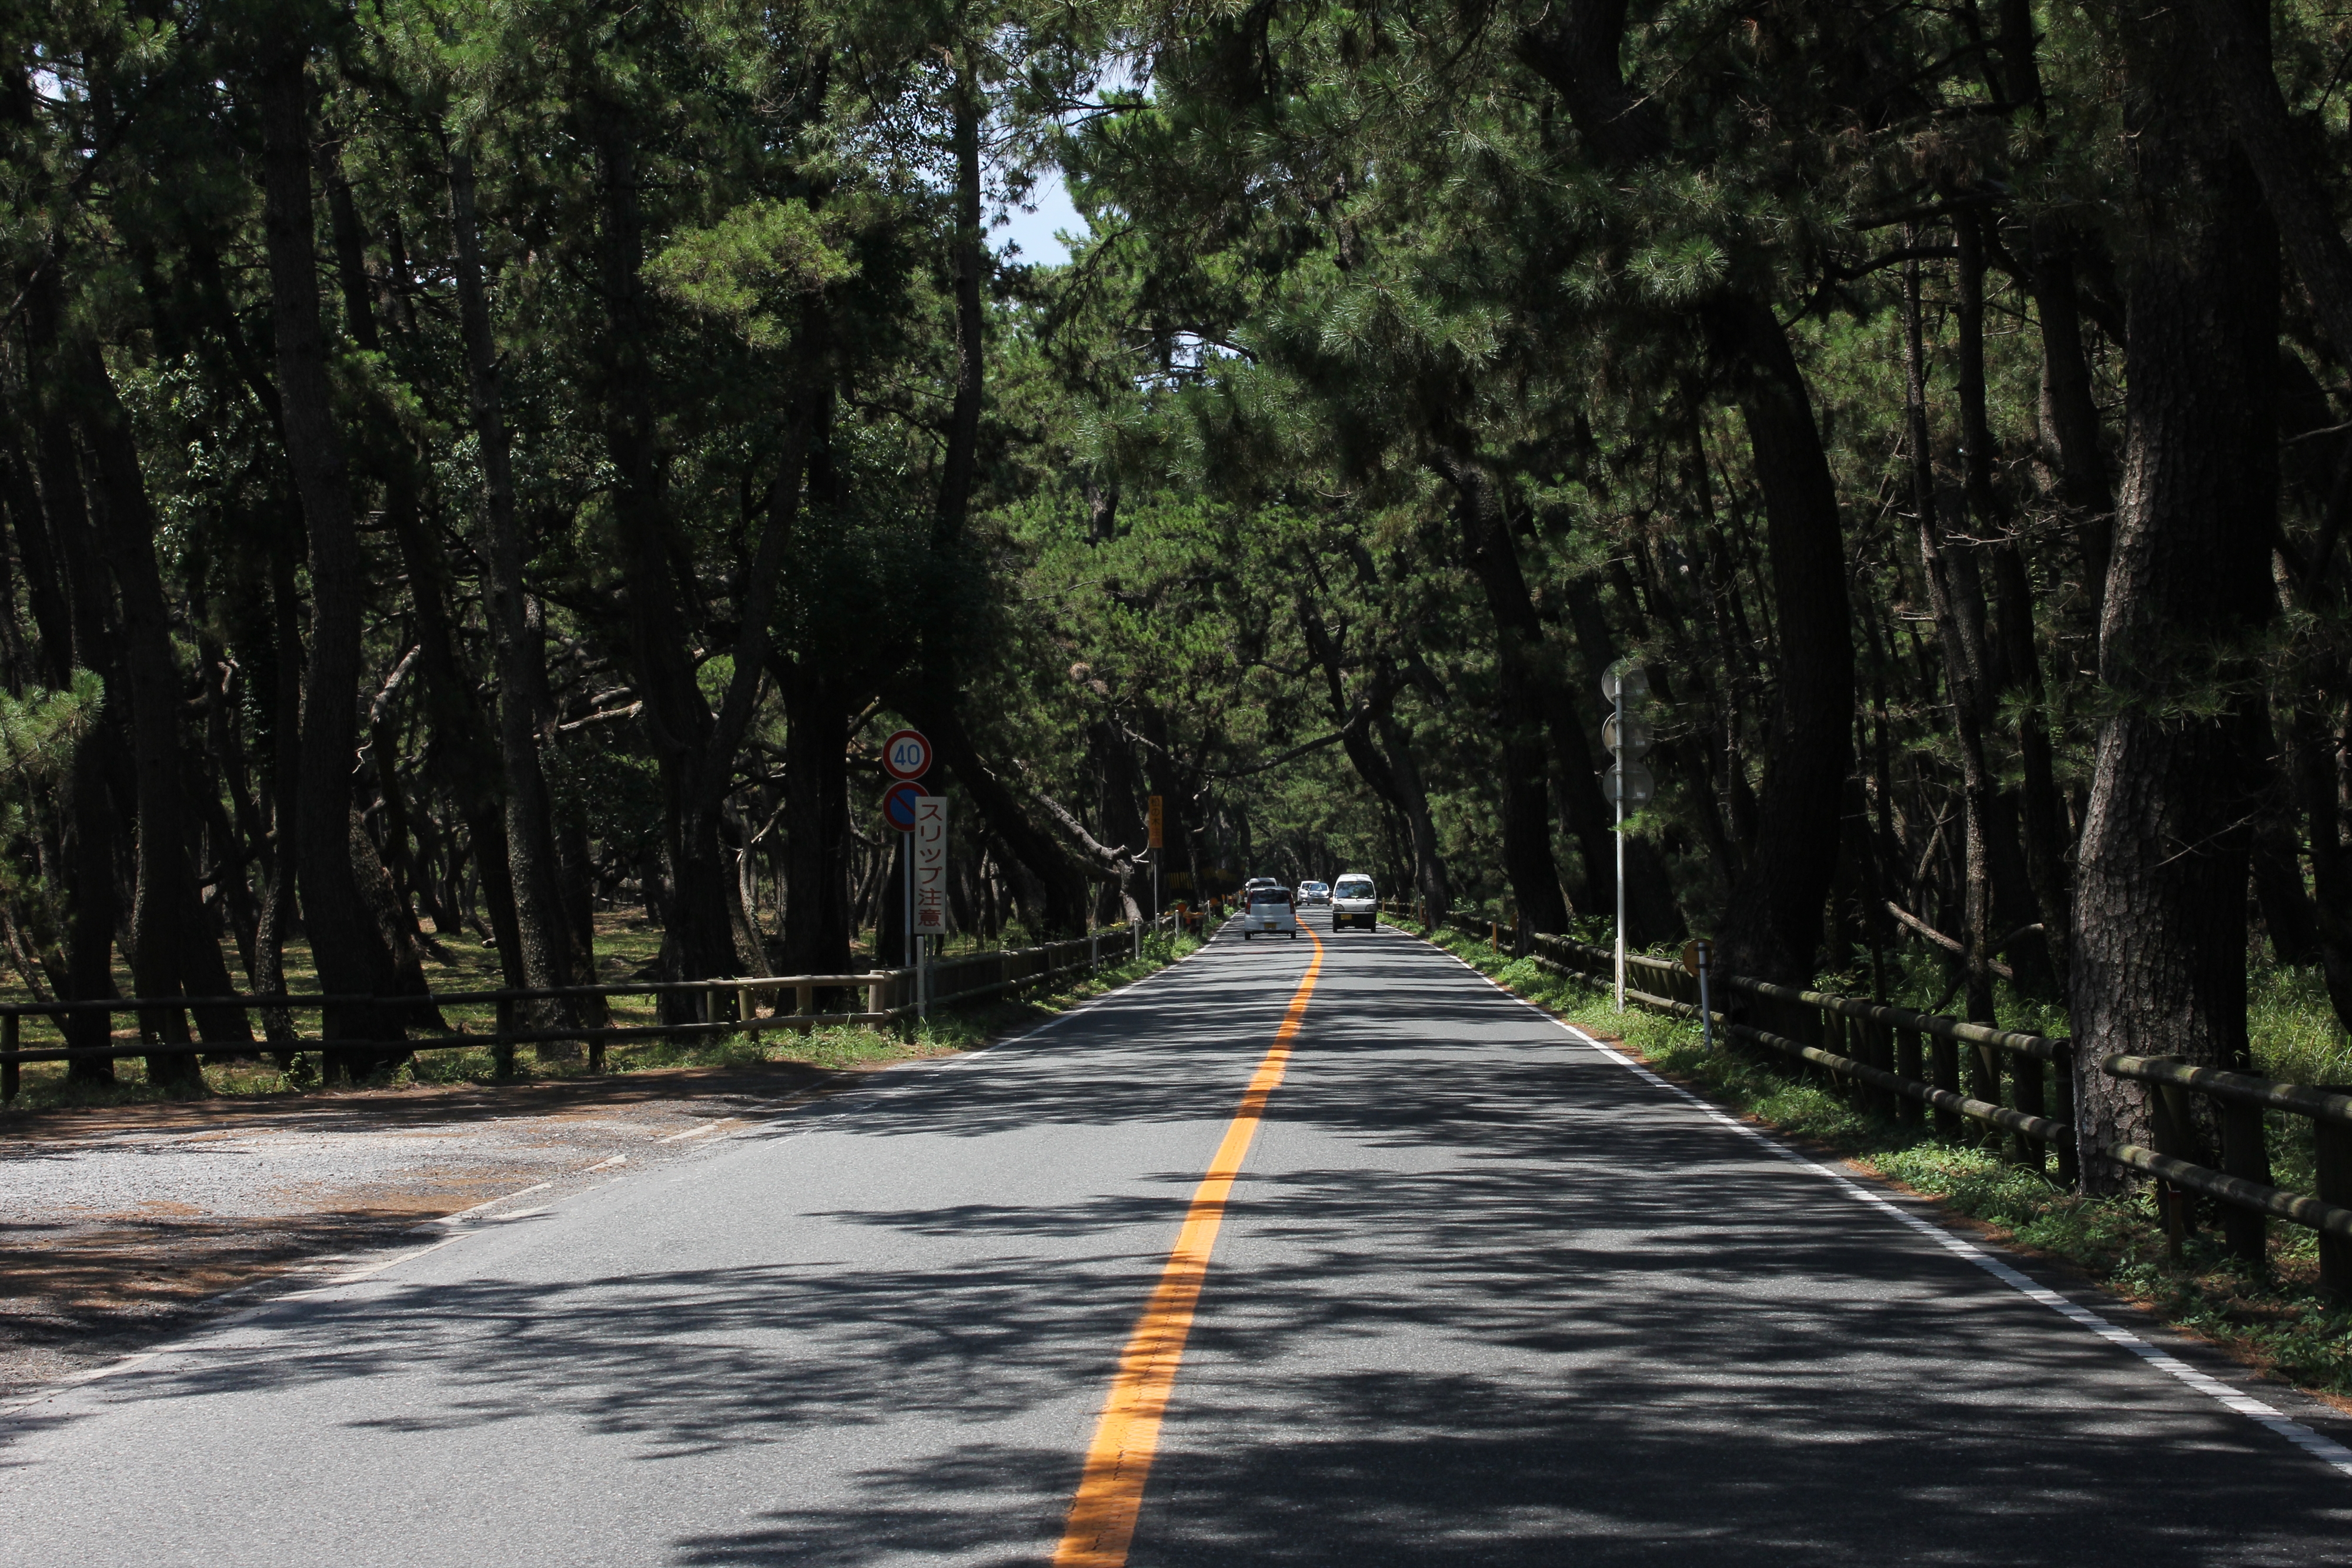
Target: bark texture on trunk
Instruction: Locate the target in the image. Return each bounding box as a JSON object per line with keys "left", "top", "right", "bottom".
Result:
{"left": 449, "top": 143, "right": 579, "bottom": 1019}
{"left": 2072, "top": 4, "right": 2278, "bottom": 1188}
{"left": 1705, "top": 295, "right": 1857, "bottom": 982}
{"left": 593, "top": 123, "right": 740, "bottom": 1001}
{"left": 71, "top": 332, "right": 253, "bottom": 1071}
{"left": 778, "top": 660, "right": 852, "bottom": 975}
{"left": 259, "top": 47, "right": 402, "bottom": 1075}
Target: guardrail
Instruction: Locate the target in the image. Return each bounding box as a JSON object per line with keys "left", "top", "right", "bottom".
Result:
{"left": 0, "top": 918, "right": 1167, "bottom": 1101}
{"left": 1381, "top": 901, "right": 2352, "bottom": 1296}
{"left": 1528, "top": 931, "right": 2075, "bottom": 1184}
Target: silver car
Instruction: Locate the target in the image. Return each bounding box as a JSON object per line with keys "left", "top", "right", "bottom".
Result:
{"left": 1296, "top": 881, "right": 1331, "bottom": 906}
{"left": 1243, "top": 885, "right": 1301, "bottom": 940}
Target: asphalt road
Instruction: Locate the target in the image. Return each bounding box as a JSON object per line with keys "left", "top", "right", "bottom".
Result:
{"left": 5, "top": 912, "right": 2351, "bottom": 1566}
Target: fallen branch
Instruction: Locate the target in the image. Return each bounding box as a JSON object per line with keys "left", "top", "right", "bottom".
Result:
{"left": 1885, "top": 901, "right": 2016, "bottom": 980}
{"left": 557, "top": 701, "right": 644, "bottom": 733}
{"left": 1198, "top": 729, "right": 1347, "bottom": 779}
{"left": 1028, "top": 788, "right": 1148, "bottom": 882}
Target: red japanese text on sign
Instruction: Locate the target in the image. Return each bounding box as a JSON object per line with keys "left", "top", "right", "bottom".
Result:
{"left": 914, "top": 795, "right": 948, "bottom": 932}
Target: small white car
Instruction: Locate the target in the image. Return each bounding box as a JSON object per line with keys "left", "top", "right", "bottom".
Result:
{"left": 1296, "top": 881, "right": 1331, "bottom": 906}
{"left": 1243, "top": 886, "right": 1301, "bottom": 940}
{"left": 1330, "top": 873, "right": 1378, "bottom": 931}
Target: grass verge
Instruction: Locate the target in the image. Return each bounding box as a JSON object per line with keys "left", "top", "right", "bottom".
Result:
{"left": 1, "top": 931, "right": 1203, "bottom": 1117}
{"left": 1396, "top": 917, "right": 2352, "bottom": 1402}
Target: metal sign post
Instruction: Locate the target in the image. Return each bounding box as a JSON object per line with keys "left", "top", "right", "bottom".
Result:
{"left": 1614, "top": 680, "right": 1625, "bottom": 1012}
{"left": 1601, "top": 663, "right": 1652, "bottom": 1014}
{"left": 880, "top": 731, "right": 931, "bottom": 983}
{"left": 1699, "top": 944, "right": 1713, "bottom": 1052}
{"left": 1682, "top": 937, "right": 1715, "bottom": 1052}
{"left": 1148, "top": 795, "right": 1164, "bottom": 943}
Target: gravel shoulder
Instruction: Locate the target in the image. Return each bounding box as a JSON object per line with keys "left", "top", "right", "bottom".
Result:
{"left": 0, "top": 1058, "right": 895, "bottom": 1402}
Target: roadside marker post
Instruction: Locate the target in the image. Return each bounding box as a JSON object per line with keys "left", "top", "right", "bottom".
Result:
{"left": 1602, "top": 661, "right": 1651, "bottom": 1013}
{"left": 1147, "top": 795, "right": 1164, "bottom": 942}
{"left": 1683, "top": 937, "right": 1715, "bottom": 1052}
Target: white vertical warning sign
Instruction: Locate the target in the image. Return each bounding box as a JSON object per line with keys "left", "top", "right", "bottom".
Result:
{"left": 914, "top": 795, "right": 948, "bottom": 932}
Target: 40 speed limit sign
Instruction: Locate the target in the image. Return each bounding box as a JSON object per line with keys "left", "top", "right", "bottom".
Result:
{"left": 883, "top": 729, "right": 932, "bottom": 781}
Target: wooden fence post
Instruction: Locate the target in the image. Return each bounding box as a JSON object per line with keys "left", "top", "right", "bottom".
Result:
{"left": 1895, "top": 1028, "right": 1923, "bottom": 1127}
{"left": 1931, "top": 1031, "right": 1960, "bottom": 1139}
{"left": 1870, "top": 1017, "right": 1897, "bottom": 1118}
{"left": 1823, "top": 1007, "right": 1853, "bottom": 1103}
{"left": 2012, "top": 1053, "right": 2048, "bottom": 1174}
{"left": 2316, "top": 1121, "right": 2352, "bottom": 1300}
{"left": 1969, "top": 1041, "right": 2002, "bottom": 1151}
{"left": 2052, "top": 1044, "right": 2079, "bottom": 1188}
{"left": 2149, "top": 1078, "right": 2197, "bottom": 1256}
{"left": 2218, "top": 1099, "right": 2271, "bottom": 1269}
{"left": 494, "top": 997, "right": 516, "bottom": 1080}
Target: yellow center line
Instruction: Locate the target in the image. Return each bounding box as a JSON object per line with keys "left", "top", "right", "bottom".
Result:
{"left": 1053, "top": 925, "right": 1326, "bottom": 1568}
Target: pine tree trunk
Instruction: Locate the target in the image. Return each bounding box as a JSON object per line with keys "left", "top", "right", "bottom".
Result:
{"left": 591, "top": 123, "right": 738, "bottom": 1005}
{"left": 258, "top": 46, "right": 402, "bottom": 1078}
{"left": 72, "top": 330, "right": 254, "bottom": 1076}
{"left": 1705, "top": 295, "right": 1857, "bottom": 982}
{"left": 448, "top": 143, "right": 582, "bottom": 1028}
{"left": 1433, "top": 445, "right": 1571, "bottom": 934}
{"left": 2072, "top": 3, "right": 2279, "bottom": 1189}
{"left": 24, "top": 284, "right": 122, "bottom": 1082}
{"left": 780, "top": 662, "right": 853, "bottom": 975}
{"left": 1905, "top": 256, "right": 1999, "bottom": 1025}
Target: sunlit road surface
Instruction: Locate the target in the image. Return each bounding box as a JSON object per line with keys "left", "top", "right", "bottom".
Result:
{"left": 5, "top": 912, "right": 2351, "bottom": 1566}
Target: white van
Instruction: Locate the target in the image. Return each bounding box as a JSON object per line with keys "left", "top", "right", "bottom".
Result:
{"left": 1244, "top": 885, "right": 1301, "bottom": 940}
{"left": 1331, "top": 873, "right": 1378, "bottom": 931}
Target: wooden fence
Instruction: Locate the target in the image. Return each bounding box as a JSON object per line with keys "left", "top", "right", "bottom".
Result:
{"left": 0, "top": 913, "right": 1180, "bottom": 1102}
{"left": 1382, "top": 901, "right": 2352, "bottom": 1295}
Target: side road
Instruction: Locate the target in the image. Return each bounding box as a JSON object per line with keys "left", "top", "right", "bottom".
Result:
{"left": 4, "top": 911, "right": 2352, "bottom": 1565}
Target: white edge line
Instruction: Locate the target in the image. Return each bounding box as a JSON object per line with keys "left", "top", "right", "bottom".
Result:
{"left": 432, "top": 1181, "right": 552, "bottom": 1225}
{"left": 656, "top": 1118, "right": 737, "bottom": 1144}
{"left": 297, "top": 1232, "right": 475, "bottom": 1291}
{"left": 1418, "top": 932, "right": 2352, "bottom": 1482}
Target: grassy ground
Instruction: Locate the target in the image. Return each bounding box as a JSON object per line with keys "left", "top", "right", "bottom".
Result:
{"left": 2, "top": 917, "right": 1198, "bottom": 1116}
{"left": 1397, "top": 916, "right": 2352, "bottom": 1402}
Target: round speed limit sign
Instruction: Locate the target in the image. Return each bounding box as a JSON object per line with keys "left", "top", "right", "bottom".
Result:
{"left": 883, "top": 728, "right": 932, "bottom": 781}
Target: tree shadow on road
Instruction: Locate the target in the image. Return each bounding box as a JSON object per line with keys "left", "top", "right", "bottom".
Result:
{"left": 6, "top": 937, "right": 2348, "bottom": 1564}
